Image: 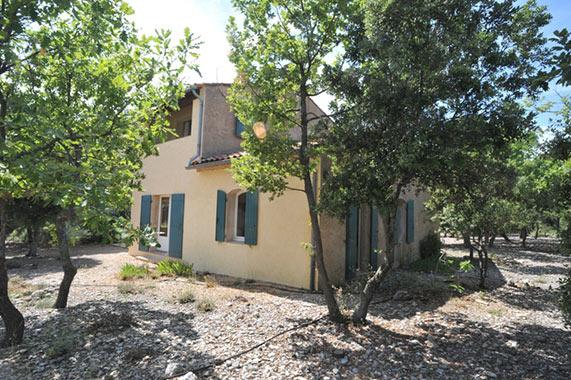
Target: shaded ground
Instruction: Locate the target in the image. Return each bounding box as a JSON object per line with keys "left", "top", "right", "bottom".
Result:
{"left": 0, "top": 237, "right": 569, "bottom": 380}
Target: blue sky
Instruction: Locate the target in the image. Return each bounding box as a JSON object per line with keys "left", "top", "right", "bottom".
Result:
{"left": 127, "top": 0, "right": 570, "bottom": 128}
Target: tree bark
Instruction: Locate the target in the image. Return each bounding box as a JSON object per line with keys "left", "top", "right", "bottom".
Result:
{"left": 534, "top": 223, "right": 539, "bottom": 239}
{"left": 54, "top": 208, "right": 77, "bottom": 309}
{"left": 501, "top": 233, "right": 512, "bottom": 243}
{"left": 462, "top": 232, "right": 470, "bottom": 248}
{"left": 298, "top": 80, "right": 343, "bottom": 322}
{"left": 0, "top": 198, "right": 25, "bottom": 347}
{"left": 489, "top": 234, "right": 496, "bottom": 247}
{"left": 520, "top": 227, "right": 527, "bottom": 248}
{"left": 352, "top": 206, "right": 397, "bottom": 324}
{"left": 26, "top": 224, "right": 39, "bottom": 257}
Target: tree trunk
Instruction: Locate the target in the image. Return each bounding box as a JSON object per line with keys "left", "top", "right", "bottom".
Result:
{"left": 303, "top": 173, "right": 343, "bottom": 322}
{"left": 489, "top": 234, "right": 496, "bottom": 247}
{"left": 0, "top": 198, "right": 25, "bottom": 347}
{"left": 501, "top": 233, "right": 512, "bottom": 243}
{"left": 54, "top": 209, "right": 77, "bottom": 309}
{"left": 352, "top": 211, "right": 396, "bottom": 324}
{"left": 26, "top": 224, "right": 39, "bottom": 257}
{"left": 520, "top": 227, "right": 527, "bottom": 248}
{"left": 462, "top": 232, "right": 470, "bottom": 248}
{"left": 477, "top": 233, "right": 489, "bottom": 289}
{"left": 534, "top": 223, "right": 539, "bottom": 239}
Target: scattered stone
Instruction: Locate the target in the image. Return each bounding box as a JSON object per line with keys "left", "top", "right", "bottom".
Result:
{"left": 165, "top": 362, "right": 183, "bottom": 377}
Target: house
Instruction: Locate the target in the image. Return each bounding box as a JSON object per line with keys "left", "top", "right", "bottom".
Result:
{"left": 129, "top": 83, "right": 437, "bottom": 289}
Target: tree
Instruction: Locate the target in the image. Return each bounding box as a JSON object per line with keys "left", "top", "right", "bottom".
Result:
{"left": 321, "top": 0, "right": 549, "bottom": 322}
{"left": 0, "top": 0, "right": 199, "bottom": 345}
{"left": 0, "top": 0, "right": 75, "bottom": 348}
{"left": 226, "top": 0, "right": 352, "bottom": 322}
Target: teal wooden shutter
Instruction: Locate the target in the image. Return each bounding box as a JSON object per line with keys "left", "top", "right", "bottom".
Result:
{"left": 139, "top": 195, "right": 152, "bottom": 251}
{"left": 235, "top": 118, "right": 245, "bottom": 137}
{"left": 370, "top": 206, "right": 379, "bottom": 270}
{"left": 346, "top": 206, "right": 358, "bottom": 279}
{"left": 244, "top": 189, "right": 259, "bottom": 245}
{"left": 394, "top": 205, "right": 401, "bottom": 244}
{"left": 407, "top": 200, "right": 415, "bottom": 243}
{"left": 169, "top": 193, "right": 184, "bottom": 258}
{"left": 215, "top": 190, "right": 226, "bottom": 242}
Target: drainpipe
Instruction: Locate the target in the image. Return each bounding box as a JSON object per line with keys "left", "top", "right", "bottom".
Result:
{"left": 309, "top": 171, "right": 317, "bottom": 292}
{"left": 185, "top": 86, "right": 204, "bottom": 169}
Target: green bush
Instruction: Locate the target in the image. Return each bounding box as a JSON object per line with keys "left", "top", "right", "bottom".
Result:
{"left": 120, "top": 264, "right": 148, "bottom": 280}
{"left": 45, "top": 331, "right": 74, "bottom": 358}
{"left": 420, "top": 232, "right": 442, "bottom": 259}
{"left": 558, "top": 268, "right": 571, "bottom": 328}
{"left": 157, "top": 260, "right": 194, "bottom": 278}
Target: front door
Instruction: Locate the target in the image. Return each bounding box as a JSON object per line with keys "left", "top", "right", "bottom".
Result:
{"left": 157, "top": 196, "right": 171, "bottom": 252}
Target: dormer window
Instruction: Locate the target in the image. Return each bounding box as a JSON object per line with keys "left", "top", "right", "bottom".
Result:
{"left": 183, "top": 120, "right": 192, "bottom": 137}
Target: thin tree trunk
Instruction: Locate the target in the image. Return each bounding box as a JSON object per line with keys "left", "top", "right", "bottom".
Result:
{"left": 489, "top": 234, "right": 496, "bottom": 247}
{"left": 0, "top": 198, "right": 25, "bottom": 347}
{"left": 352, "top": 201, "right": 398, "bottom": 324}
{"left": 54, "top": 209, "right": 77, "bottom": 309}
{"left": 26, "top": 224, "right": 39, "bottom": 257}
{"left": 303, "top": 174, "right": 343, "bottom": 322}
{"left": 298, "top": 80, "right": 342, "bottom": 322}
{"left": 501, "top": 233, "right": 512, "bottom": 243}
{"left": 462, "top": 232, "right": 470, "bottom": 248}
{"left": 520, "top": 227, "right": 527, "bottom": 248}
{"left": 534, "top": 223, "right": 539, "bottom": 239}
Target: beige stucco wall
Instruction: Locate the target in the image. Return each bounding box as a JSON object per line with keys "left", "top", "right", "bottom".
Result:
{"left": 130, "top": 136, "right": 313, "bottom": 289}
{"left": 201, "top": 84, "right": 244, "bottom": 157}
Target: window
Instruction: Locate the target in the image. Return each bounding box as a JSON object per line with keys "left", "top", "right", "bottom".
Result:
{"left": 183, "top": 120, "right": 191, "bottom": 137}
{"left": 215, "top": 189, "right": 259, "bottom": 245}
{"left": 234, "top": 191, "right": 247, "bottom": 241}
{"left": 159, "top": 197, "right": 170, "bottom": 237}
{"left": 235, "top": 117, "right": 245, "bottom": 137}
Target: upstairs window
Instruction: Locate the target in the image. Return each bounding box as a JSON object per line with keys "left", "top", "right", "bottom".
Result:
{"left": 235, "top": 117, "right": 245, "bottom": 137}
{"left": 183, "top": 120, "right": 192, "bottom": 137}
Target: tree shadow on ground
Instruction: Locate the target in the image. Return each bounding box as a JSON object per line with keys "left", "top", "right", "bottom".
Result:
{"left": 0, "top": 300, "right": 213, "bottom": 380}
{"left": 287, "top": 313, "right": 570, "bottom": 379}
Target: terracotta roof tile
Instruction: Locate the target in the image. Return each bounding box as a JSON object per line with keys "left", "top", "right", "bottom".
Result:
{"left": 190, "top": 151, "right": 244, "bottom": 166}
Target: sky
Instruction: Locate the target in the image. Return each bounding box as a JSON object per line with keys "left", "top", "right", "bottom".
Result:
{"left": 126, "top": 0, "right": 571, "bottom": 128}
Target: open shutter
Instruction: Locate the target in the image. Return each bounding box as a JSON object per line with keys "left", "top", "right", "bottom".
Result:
{"left": 235, "top": 118, "right": 245, "bottom": 137}
{"left": 215, "top": 190, "right": 226, "bottom": 242}
{"left": 370, "top": 206, "right": 379, "bottom": 270}
{"left": 407, "top": 200, "right": 415, "bottom": 243}
{"left": 244, "top": 189, "right": 259, "bottom": 245}
{"left": 169, "top": 193, "right": 184, "bottom": 258}
{"left": 394, "top": 205, "right": 401, "bottom": 244}
{"left": 346, "top": 206, "right": 359, "bottom": 279}
{"left": 139, "top": 195, "right": 152, "bottom": 251}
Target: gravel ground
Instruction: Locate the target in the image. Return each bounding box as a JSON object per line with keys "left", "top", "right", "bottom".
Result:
{"left": 0, "top": 237, "right": 569, "bottom": 380}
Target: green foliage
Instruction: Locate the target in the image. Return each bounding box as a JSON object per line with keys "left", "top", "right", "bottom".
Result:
{"left": 45, "top": 331, "right": 74, "bottom": 358}
{"left": 119, "top": 264, "right": 148, "bottom": 280}
{"left": 35, "top": 297, "right": 56, "bottom": 309}
{"left": 419, "top": 232, "right": 442, "bottom": 259}
{"left": 156, "top": 260, "right": 194, "bottom": 278}
{"left": 196, "top": 298, "right": 215, "bottom": 313}
{"left": 558, "top": 268, "right": 571, "bottom": 328}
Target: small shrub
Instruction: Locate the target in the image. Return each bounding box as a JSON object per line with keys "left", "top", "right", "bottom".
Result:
{"left": 157, "top": 260, "right": 194, "bottom": 278}
{"left": 120, "top": 264, "right": 148, "bottom": 280}
{"left": 176, "top": 288, "right": 196, "bottom": 304}
{"left": 35, "top": 297, "right": 56, "bottom": 309}
{"left": 118, "top": 283, "right": 143, "bottom": 295}
{"left": 45, "top": 332, "right": 74, "bottom": 358}
{"left": 558, "top": 268, "right": 571, "bottom": 328}
{"left": 420, "top": 232, "right": 442, "bottom": 259}
{"left": 197, "top": 298, "right": 215, "bottom": 312}
{"left": 204, "top": 275, "right": 217, "bottom": 288}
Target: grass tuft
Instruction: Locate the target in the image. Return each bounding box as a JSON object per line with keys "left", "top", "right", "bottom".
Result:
{"left": 175, "top": 288, "right": 196, "bottom": 304}
{"left": 120, "top": 263, "right": 148, "bottom": 280}
{"left": 204, "top": 275, "right": 217, "bottom": 288}
{"left": 157, "top": 260, "right": 194, "bottom": 278}
{"left": 45, "top": 331, "right": 74, "bottom": 358}
{"left": 118, "top": 283, "right": 143, "bottom": 295}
